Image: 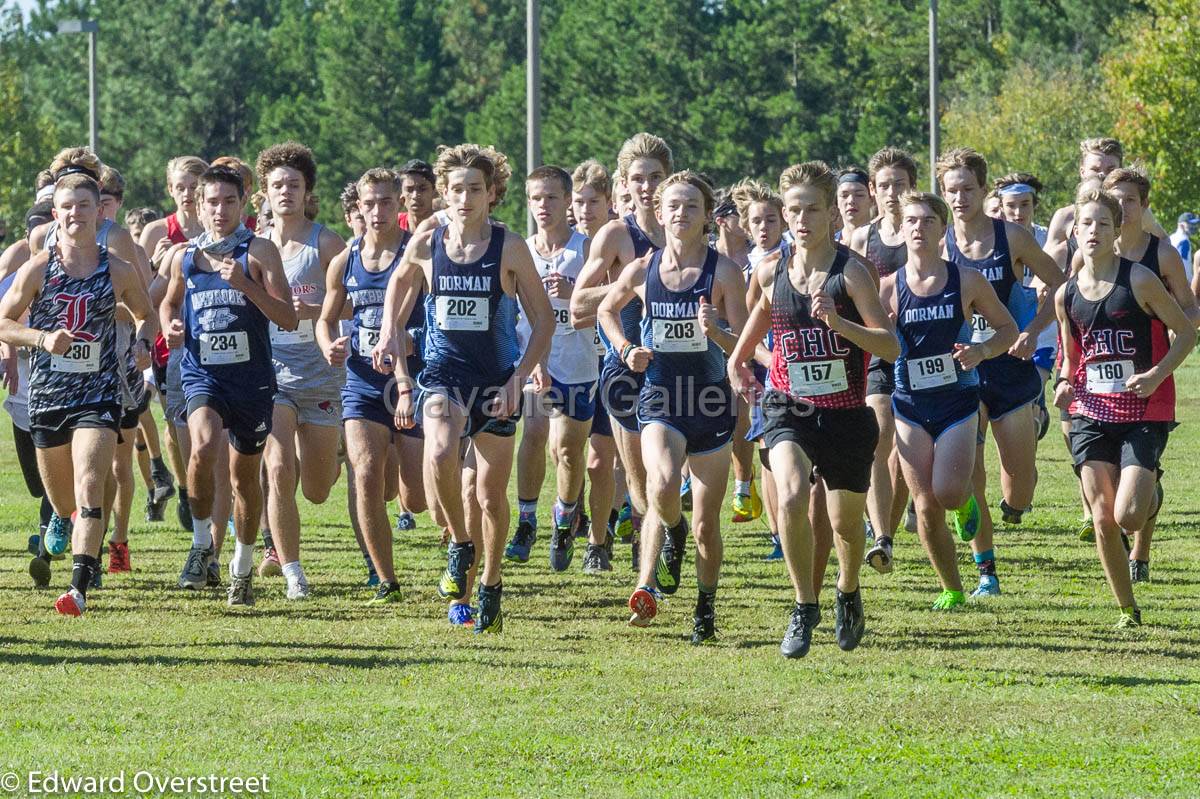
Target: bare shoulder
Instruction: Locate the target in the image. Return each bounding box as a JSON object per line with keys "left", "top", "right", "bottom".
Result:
{"left": 317, "top": 225, "right": 346, "bottom": 255}
{"left": 843, "top": 247, "right": 878, "bottom": 286}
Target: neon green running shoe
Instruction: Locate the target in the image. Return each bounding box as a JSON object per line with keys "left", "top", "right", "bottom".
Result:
{"left": 952, "top": 496, "right": 980, "bottom": 542}
{"left": 1115, "top": 606, "right": 1141, "bottom": 629}
{"left": 1077, "top": 518, "right": 1095, "bottom": 542}
{"left": 931, "top": 589, "right": 966, "bottom": 610}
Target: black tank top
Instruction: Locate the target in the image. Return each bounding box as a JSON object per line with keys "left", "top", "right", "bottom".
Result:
{"left": 865, "top": 220, "right": 908, "bottom": 278}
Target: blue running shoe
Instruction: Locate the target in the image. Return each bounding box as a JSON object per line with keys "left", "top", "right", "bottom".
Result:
{"left": 27, "top": 533, "right": 41, "bottom": 556}
{"left": 395, "top": 512, "right": 416, "bottom": 532}
{"left": 680, "top": 477, "right": 693, "bottom": 512}
{"left": 971, "top": 574, "right": 1001, "bottom": 598}
{"left": 615, "top": 501, "right": 634, "bottom": 543}
{"left": 764, "top": 533, "right": 783, "bottom": 562}
{"left": 504, "top": 520, "right": 536, "bottom": 563}
{"left": 448, "top": 603, "right": 475, "bottom": 627}
{"left": 44, "top": 513, "right": 71, "bottom": 558}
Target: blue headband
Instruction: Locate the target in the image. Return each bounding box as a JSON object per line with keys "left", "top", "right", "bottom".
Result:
{"left": 998, "top": 183, "right": 1036, "bottom": 196}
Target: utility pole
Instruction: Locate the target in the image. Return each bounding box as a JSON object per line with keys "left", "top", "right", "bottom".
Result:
{"left": 526, "top": 0, "right": 541, "bottom": 235}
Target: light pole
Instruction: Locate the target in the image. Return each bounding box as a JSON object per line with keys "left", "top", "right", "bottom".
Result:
{"left": 526, "top": 0, "right": 541, "bottom": 235}
{"left": 57, "top": 19, "right": 99, "bottom": 156}
{"left": 928, "top": 0, "right": 938, "bottom": 193}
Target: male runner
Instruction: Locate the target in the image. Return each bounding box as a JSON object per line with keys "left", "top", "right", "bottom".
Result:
{"left": 0, "top": 172, "right": 157, "bottom": 615}
{"left": 255, "top": 142, "right": 346, "bottom": 598}
{"left": 729, "top": 161, "right": 899, "bottom": 658}
{"left": 834, "top": 167, "right": 872, "bottom": 243}
{"left": 600, "top": 170, "right": 748, "bottom": 644}
{"left": 161, "top": 165, "right": 296, "bottom": 606}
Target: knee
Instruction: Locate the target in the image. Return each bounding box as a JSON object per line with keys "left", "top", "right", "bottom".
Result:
{"left": 301, "top": 480, "right": 333, "bottom": 506}
{"left": 1114, "top": 503, "right": 1146, "bottom": 533}
{"left": 1092, "top": 505, "right": 1120, "bottom": 537}
{"left": 934, "top": 486, "right": 970, "bottom": 513}
{"left": 478, "top": 491, "right": 506, "bottom": 520}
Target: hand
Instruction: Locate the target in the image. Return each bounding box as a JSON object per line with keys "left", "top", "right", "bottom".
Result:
{"left": 488, "top": 372, "right": 523, "bottom": 420}
{"left": 1126, "top": 370, "right": 1162, "bottom": 398}
{"left": 696, "top": 294, "right": 720, "bottom": 336}
{"left": 43, "top": 329, "right": 76, "bottom": 355}
{"left": 624, "top": 346, "right": 653, "bottom": 373}
{"left": 953, "top": 342, "right": 986, "bottom": 371}
{"left": 151, "top": 238, "right": 174, "bottom": 271}
{"left": 2, "top": 349, "right": 18, "bottom": 394}
{"left": 217, "top": 257, "right": 249, "bottom": 291}
{"left": 544, "top": 272, "right": 573, "bottom": 301}
{"left": 325, "top": 335, "right": 349, "bottom": 367}
{"left": 371, "top": 332, "right": 400, "bottom": 374}
{"left": 1053, "top": 379, "right": 1074, "bottom": 410}
{"left": 1009, "top": 330, "right": 1036, "bottom": 360}
{"left": 529, "top": 363, "right": 549, "bottom": 394}
{"left": 728, "top": 360, "right": 764, "bottom": 402}
{"left": 165, "top": 319, "right": 185, "bottom": 349}
{"left": 811, "top": 289, "right": 841, "bottom": 330}
{"left": 294, "top": 298, "right": 321, "bottom": 320}
{"left": 393, "top": 388, "right": 416, "bottom": 430}
{"left": 133, "top": 339, "right": 152, "bottom": 370}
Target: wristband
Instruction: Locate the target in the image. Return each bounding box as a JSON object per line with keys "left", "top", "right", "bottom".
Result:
{"left": 36, "top": 332, "right": 46, "bottom": 351}
{"left": 1054, "top": 377, "right": 1067, "bottom": 388}
{"left": 620, "top": 342, "right": 635, "bottom": 364}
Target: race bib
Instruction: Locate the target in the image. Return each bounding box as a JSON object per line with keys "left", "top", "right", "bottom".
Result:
{"left": 199, "top": 331, "right": 249, "bottom": 365}
{"left": 593, "top": 326, "right": 606, "bottom": 357}
{"left": 50, "top": 340, "right": 99, "bottom": 373}
{"left": 652, "top": 318, "right": 706, "bottom": 353}
{"left": 909, "top": 353, "right": 956, "bottom": 391}
{"left": 552, "top": 305, "right": 573, "bottom": 336}
{"left": 1086, "top": 360, "right": 1134, "bottom": 394}
{"left": 970, "top": 313, "right": 995, "bottom": 344}
{"left": 787, "top": 359, "right": 848, "bottom": 397}
{"left": 357, "top": 327, "right": 380, "bottom": 358}
{"left": 270, "top": 318, "right": 315, "bottom": 346}
{"left": 435, "top": 295, "right": 490, "bottom": 331}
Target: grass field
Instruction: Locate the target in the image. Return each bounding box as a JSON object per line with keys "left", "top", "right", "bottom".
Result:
{"left": 1, "top": 365, "right": 1199, "bottom": 798}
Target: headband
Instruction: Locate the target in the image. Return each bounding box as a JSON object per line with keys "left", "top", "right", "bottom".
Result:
{"left": 713, "top": 198, "right": 738, "bottom": 219}
{"left": 838, "top": 172, "right": 868, "bottom": 187}
{"left": 998, "top": 183, "right": 1036, "bottom": 196}
{"left": 35, "top": 185, "right": 55, "bottom": 204}
{"left": 53, "top": 164, "right": 100, "bottom": 182}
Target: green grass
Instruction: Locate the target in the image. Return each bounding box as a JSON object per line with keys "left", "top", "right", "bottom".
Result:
{"left": 2, "top": 366, "right": 1200, "bottom": 798}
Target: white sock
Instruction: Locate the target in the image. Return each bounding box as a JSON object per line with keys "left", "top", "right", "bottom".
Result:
{"left": 192, "top": 517, "right": 213, "bottom": 549}
{"left": 282, "top": 560, "right": 304, "bottom": 586}
{"left": 735, "top": 480, "right": 751, "bottom": 496}
{"left": 231, "top": 539, "right": 254, "bottom": 578}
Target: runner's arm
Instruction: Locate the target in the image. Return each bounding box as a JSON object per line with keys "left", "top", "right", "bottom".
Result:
{"left": 0, "top": 255, "right": 50, "bottom": 348}
{"left": 1129, "top": 264, "right": 1196, "bottom": 389}
{"left": 834, "top": 258, "right": 901, "bottom": 361}
{"left": 570, "top": 220, "right": 630, "bottom": 327}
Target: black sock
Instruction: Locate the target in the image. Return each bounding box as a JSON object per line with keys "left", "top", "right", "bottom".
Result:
{"left": 179, "top": 487, "right": 189, "bottom": 502}
{"left": 262, "top": 529, "right": 274, "bottom": 550}
{"left": 71, "top": 554, "right": 100, "bottom": 598}
{"left": 150, "top": 455, "right": 167, "bottom": 474}
{"left": 609, "top": 508, "right": 619, "bottom": 527}
{"left": 976, "top": 558, "right": 997, "bottom": 577}
{"left": 39, "top": 495, "right": 52, "bottom": 528}
{"left": 697, "top": 587, "right": 716, "bottom": 610}
{"left": 877, "top": 534, "right": 892, "bottom": 547}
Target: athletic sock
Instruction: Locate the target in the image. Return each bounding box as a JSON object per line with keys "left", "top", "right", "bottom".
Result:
{"left": 876, "top": 534, "right": 893, "bottom": 547}
{"left": 231, "top": 539, "right": 254, "bottom": 578}
{"left": 973, "top": 548, "right": 996, "bottom": 577}
{"left": 70, "top": 554, "right": 100, "bottom": 599}
{"left": 39, "top": 495, "right": 52, "bottom": 528}
{"left": 697, "top": 586, "right": 716, "bottom": 611}
{"left": 150, "top": 456, "right": 168, "bottom": 477}
{"left": 282, "top": 560, "right": 304, "bottom": 587}
{"left": 631, "top": 514, "right": 642, "bottom": 534}
{"left": 554, "top": 499, "right": 578, "bottom": 527}
{"left": 735, "top": 480, "right": 750, "bottom": 496}
{"left": 191, "top": 517, "right": 213, "bottom": 550}
{"left": 608, "top": 507, "right": 619, "bottom": 528}
{"left": 262, "top": 529, "right": 274, "bottom": 551}
{"left": 518, "top": 498, "right": 538, "bottom": 528}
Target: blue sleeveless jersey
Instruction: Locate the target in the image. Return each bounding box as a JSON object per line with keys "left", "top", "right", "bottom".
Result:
{"left": 893, "top": 262, "right": 977, "bottom": 395}
{"left": 641, "top": 247, "right": 725, "bottom": 386}
{"left": 179, "top": 242, "right": 276, "bottom": 397}
{"left": 343, "top": 234, "right": 409, "bottom": 396}
{"left": 599, "top": 214, "right": 657, "bottom": 364}
{"left": 945, "top": 218, "right": 1036, "bottom": 333}
{"left": 421, "top": 224, "right": 518, "bottom": 389}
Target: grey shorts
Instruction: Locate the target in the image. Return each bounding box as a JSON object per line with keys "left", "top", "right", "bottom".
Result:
{"left": 275, "top": 386, "right": 342, "bottom": 427}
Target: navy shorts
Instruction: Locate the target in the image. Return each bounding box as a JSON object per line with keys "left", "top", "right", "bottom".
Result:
{"left": 600, "top": 357, "right": 644, "bottom": 434}
{"left": 761, "top": 394, "right": 878, "bottom": 493}
{"left": 342, "top": 385, "right": 399, "bottom": 435}
{"left": 637, "top": 379, "right": 736, "bottom": 455}
{"left": 1068, "top": 416, "right": 1173, "bottom": 474}
{"left": 543, "top": 375, "right": 597, "bottom": 423}
{"left": 185, "top": 390, "right": 273, "bottom": 455}
{"left": 120, "top": 390, "right": 151, "bottom": 431}
{"left": 978, "top": 355, "right": 1041, "bottom": 420}
{"left": 893, "top": 387, "right": 980, "bottom": 442}
{"left": 417, "top": 381, "right": 521, "bottom": 440}
{"left": 866, "top": 358, "right": 895, "bottom": 396}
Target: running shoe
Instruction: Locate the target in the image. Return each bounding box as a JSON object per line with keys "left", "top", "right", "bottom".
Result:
{"left": 864, "top": 519, "right": 875, "bottom": 543}
{"left": 952, "top": 496, "right": 980, "bottom": 542}
{"left": 1129, "top": 559, "right": 1150, "bottom": 584}
{"left": 178, "top": 545, "right": 214, "bottom": 590}
{"left": 176, "top": 491, "right": 193, "bottom": 533}
{"left": 691, "top": 601, "right": 717, "bottom": 645}
{"left": 286, "top": 574, "right": 311, "bottom": 601}
{"left": 866, "top": 536, "right": 893, "bottom": 574}
{"left": 27, "top": 532, "right": 40, "bottom": 556}
{"left": 108, "top": 540, "right": 131, "bottom": 574}
{"left": 904, "top": 500, "right": 917, "bottom": 533}
{"left": 150, "top": 473, "right": 175, "bottom": 520}
{"left": 680, "top": 477, "right": 693, "bottom": 511}
{"left": 206, "top": 557, "right": 222, "bottom": 588}
{"left": 29, "top": 556, "right": 50, "bottom": 589}
{"left": 227, "top": 573, "right": 255, "bottom": 607}
{"left": 1115, "top": 607, "right": 1142, "bottom": 629}
{"left": 367, "top": 581, "right": 402, "bottom": 605}
{"left": 931, "top": 589, "right": 966, "bottom": 610}
{"left": 835, "top": 588, "right": 865, "bottom": 651}
{"left": 764, "top": 533, "right": 784, "bottom": 562}
{"left": 504, "top": 520, "right": 536, "bottom": 563}
{"left": 1077, "top": 518, "right": 1095, "bottom": 542}
{"left": 576, "top": 511, "right": 590, "bottom": 540}
{"left": 258, "top": 546, "right": 283, "bottom": 578}
{"left": 731, "top": 482, "right": 762, "bottom": 523}
{"left": 364, "top": 557, "right": 380, "bottom": 587}
{"left": 44, "top": 513, "right": 71, "bottom": 558}
{"left": 780, "top": 602, "right": 821, "bottom": 659}
{"left": 54, "top": 589, "right": 84, "bottom": 617}
{"left": 448, "top": 603, "right": 475, "bottom": 627}
{"left": 438, "top": 540, "right": 475, "bottom": 600}
{"left": 582, "top": 543, "right": 612, "bottom": 574}
{"left": 615, "top": 501, "right": 634, "bottom": 544}
{"left": 474, "top": 583, "right": 503, "bottom": 634}
{"left": 971, "top": 575, "right": 1001, "bottom": 598}
{"left": 999, "top": 499, "right": 1029, "bottom": 525}
{"left": 655, "top": 518, "right": 688, "bottom": 595}
{"left": 628, "top": 585, "right": 659, "bottom": 627}
{"left": 549, "top": 514, "right": 576, "bottom": 572}
{"left": 89, "top": 566, "right": 102, "bottom": 591}
{"left": 395, "top": 511, "right": 416, "bottom": 532}
{"left": 144, "top": 495, "right": 164, "bottom": 523}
